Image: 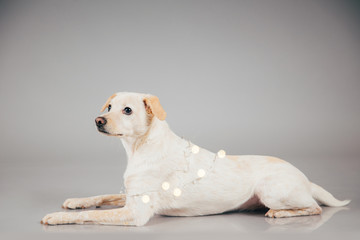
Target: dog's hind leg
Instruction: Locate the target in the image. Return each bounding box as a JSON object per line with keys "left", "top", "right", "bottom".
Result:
{"left": 62, "top": 194, "right": 126, "bottom": 209}
{"left": 256, "top": 174, "right": 322, "bottom": 218}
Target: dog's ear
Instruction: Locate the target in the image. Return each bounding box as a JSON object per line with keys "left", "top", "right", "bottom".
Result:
{"left": 143, "top": 95, "right": 167, "bottom": 121}
{"left": 100, "top": 93, "right": 117, "bottom": 112}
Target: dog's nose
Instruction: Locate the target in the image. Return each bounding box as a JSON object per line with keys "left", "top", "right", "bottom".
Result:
{"left": 95, "top": 117, "right": 107, "bottom": 127}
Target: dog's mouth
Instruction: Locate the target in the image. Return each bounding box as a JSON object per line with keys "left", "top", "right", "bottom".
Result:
{"left": 97, "top": 128, "right": 123, "bottom": 137}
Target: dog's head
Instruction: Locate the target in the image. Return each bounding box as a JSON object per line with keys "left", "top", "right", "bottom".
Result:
{"left": 95, "top": 92, "right": 166, "bottom": 137}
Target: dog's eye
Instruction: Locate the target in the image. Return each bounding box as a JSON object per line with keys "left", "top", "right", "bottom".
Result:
{"left": 107, "top": 104, "right": 112, "bottom": 112}
{"left": 123, "top": 107, "right": 132, "bottom": 115}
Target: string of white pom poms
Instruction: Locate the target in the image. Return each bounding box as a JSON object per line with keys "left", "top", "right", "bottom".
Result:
{"left": 122, "top": 139, "right": 227, "bottom": 204}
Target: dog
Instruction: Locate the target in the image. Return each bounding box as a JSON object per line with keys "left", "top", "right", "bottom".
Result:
{"left": 41, "top": 92, "right": 350, "bottom": 226}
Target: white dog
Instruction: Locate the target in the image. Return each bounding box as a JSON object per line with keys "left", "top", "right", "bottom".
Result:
{"left": 41, "top": 92, "right": 350, "bottom": 226}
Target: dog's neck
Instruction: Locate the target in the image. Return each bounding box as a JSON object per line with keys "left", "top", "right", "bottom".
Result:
{"left": 120, "top": 117, "right": 176, "bottom": 160}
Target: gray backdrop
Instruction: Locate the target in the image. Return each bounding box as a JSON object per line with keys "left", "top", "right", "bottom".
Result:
{"left": 0, "top": 0, "right": 359, "bottom": 238}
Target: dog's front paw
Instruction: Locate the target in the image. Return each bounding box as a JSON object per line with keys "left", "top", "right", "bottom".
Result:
{"left": 41, "top": 212, "right": 79, "bottom": 225}
{"left": 62, "top": 197, "right": 97, "bottom": 209}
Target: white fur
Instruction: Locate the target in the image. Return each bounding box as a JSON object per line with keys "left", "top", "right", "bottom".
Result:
{"left": 41, "top": 92, "right": 350, "bottom": 226}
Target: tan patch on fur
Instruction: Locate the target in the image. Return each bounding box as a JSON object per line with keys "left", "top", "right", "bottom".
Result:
{"left": 227, "top": 155, "right": 239, "bottom": 161}
{"left": 103, "top": 114, "right": 115, "bottom": 130}
{"left": 161, "top": 208, "right": 192, "bottom": 216}
{"left": 100, "top": 195, "right": 126, "bottom": 207}
{"left": 62, "top": 194, "right": 126, "bottom": 209}
{"left": 102, "top": 199, "right": 126, "bottom": 206}
{"left": 100, "top": 93, "right": 117, "bottom": 112}
{"left": 227, "top": 155, "right": 251, "bottom": 170}
{"left": 265, "top": 206, "right": 322, "bottom": 218}
{"left": 85, "top": 208, "right": 135, "bottom": 224}
{"left": 266, "top": 156, "right": 286, "bottom": 164}
{"left": 143, "top": 96, "right": 167, "bottom": 120}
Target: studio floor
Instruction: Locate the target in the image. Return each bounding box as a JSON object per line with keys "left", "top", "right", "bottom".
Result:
{"left": 1, "top": 156, "right": 359, "bottom": 239}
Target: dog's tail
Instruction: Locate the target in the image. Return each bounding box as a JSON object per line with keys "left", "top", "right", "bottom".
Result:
{"left": 311, "top": 182, "right": 350, "bottom": 207}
